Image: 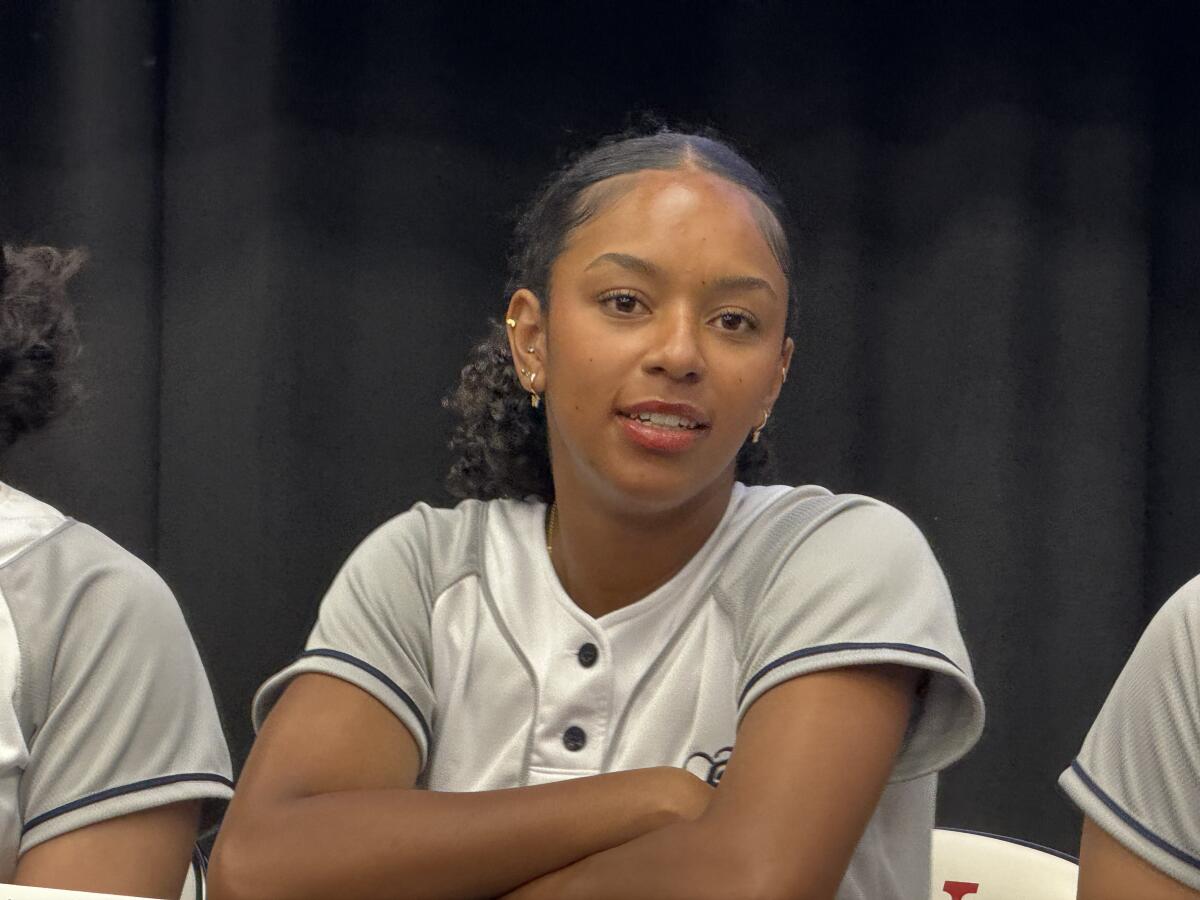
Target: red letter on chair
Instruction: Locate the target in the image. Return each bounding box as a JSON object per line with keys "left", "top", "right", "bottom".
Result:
{"left": 942, "top": 881, "right": 980, "bottom": 900}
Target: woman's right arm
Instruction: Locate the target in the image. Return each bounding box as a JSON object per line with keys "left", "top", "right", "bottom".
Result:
{"left": 208, "top": 673, "right": 710, "bottom": 900}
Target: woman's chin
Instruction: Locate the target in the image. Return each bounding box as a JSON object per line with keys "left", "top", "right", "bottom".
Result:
{"left": 585, "top": 458, "right": 737, "bottom": 517}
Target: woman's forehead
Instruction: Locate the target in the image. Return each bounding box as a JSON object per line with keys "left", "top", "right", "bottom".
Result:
{"left": 563, "top": 168, "right": 786, "bottom": 278}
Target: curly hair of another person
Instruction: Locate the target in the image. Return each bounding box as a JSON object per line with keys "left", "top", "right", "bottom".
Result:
{"left": 0, "top": 244, "right": 87, "bottom": 452}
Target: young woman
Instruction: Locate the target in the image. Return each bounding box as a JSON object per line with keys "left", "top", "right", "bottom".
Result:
{"left": 210, "top": 130, "right": 985, "bottom": 900}
{"left": 1061, "top": 574, "right": 1200, "bottom": 899}
{"left": 0, "top": 245, "right": 233, "bottom": 896}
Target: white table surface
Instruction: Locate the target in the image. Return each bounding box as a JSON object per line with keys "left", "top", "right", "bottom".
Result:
{"left": 0, "top": 885, "right": 152, "bottom": 900}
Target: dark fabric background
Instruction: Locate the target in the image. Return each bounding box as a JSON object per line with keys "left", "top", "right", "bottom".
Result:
{"left": 2, "top": 1, "right": 1198, "bottom": 856}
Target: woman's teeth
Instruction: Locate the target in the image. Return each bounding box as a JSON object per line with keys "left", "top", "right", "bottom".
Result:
{"left": 629, "top": 412, "right": 700, "bottom": 430}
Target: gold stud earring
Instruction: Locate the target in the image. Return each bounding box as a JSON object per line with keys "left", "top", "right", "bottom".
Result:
{"left": 506, "top": 317, "right": 517, "bottom": 329}
{"left": 751, "top": 410, "right": 770, "bottom": 444}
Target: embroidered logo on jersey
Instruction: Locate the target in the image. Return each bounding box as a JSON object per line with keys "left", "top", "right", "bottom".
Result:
{"left": 684, "top": 746, "right": 732, "bottom": 786}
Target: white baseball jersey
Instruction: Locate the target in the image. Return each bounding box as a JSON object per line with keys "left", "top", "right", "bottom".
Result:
{"left": 255, "top": 483, "right": 985, "bottom": 899}
{"left": 1059, "top": 574, "right": 1200, "bottom": 891}
{"left": 0, "top": 481, "right": 233, "bottom": 881}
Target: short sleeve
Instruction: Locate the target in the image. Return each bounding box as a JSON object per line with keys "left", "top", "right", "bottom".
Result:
{"left": 1058, "top": 576, "right": 1200, "bottom": 890}
{"left": 13, "top": 525, "right": 233, "bottom": 854}
{"left": 252, "top": 506, "right": 442, "bottom": 768}
{"left": 726, "top": 495, "right": 984, "bottom": 782}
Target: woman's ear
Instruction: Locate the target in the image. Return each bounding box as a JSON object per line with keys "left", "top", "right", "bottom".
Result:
{"left": 504, "top": 289, "right": 548, "bottom": 395}
{"left": 766, "top": 336, "right": 795, "bottom": 407}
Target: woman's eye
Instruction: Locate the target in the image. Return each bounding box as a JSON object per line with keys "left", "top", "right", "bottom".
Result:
{"left": 601, "top": 293, "right": 643, "bottom": 315}
{"left": 714, "top": 311, "right": 757, "bottom": 332}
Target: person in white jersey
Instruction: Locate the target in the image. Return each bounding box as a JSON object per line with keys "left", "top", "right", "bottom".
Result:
{"left": 211, "top": 128, "right": 986, "bottom": 900}
{"left": 0, "top": 245, "right": 233, "bottom": 896}
{"left": 1060, "top": 574, "right": 1200, "bottom": 899}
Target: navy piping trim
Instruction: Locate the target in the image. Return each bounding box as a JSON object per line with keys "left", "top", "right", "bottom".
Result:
{"left": 1069, "top": 760, "right": 1200, "bottom": 872}
{"left": 938, "top": 827, "right": 1079, "bottom": 864}
{"left": 191, "top": 845, "right": 206, "bottom": 900}
{"left": 22, "top": 773, "right": 235, "bottom": 834}
{"left": 740, "top": 642, "right": 963, "bottom": 704}
{"left": 299, "top": 648, "right": 431, "bottom": 745}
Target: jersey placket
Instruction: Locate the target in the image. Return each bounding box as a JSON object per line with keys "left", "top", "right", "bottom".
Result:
{"left": 526, "top": 627, "right": 613, "bottom": 783}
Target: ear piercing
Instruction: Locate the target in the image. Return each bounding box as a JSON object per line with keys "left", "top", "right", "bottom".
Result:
{"left": 506, "top": 317, "right": 517, "bottom": 328}
{"left": 518, "top": 367, "right": 541, "bottom": 408}
{"left": 751, "top": 410, "right": 770, "bottom": 444}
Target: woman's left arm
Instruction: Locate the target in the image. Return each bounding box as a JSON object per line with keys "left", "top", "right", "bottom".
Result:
{"left": 504, "top": 663, "right": 918, "bottom": 900}
{"left": 12, "top": 801, "right": 201, "bottom": 899}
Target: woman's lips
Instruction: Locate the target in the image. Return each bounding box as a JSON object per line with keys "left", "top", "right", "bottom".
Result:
{"left": 616, "top": 412, "right": 707, "bottom": 453}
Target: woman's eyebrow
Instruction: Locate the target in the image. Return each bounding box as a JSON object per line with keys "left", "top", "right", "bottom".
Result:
{"left": 584, "top": 252, "right": 661, "bottom": 278}
{"left": 584, "top": 252, "right": 779, "bottom": 302}
{"left": 708, "top": 274, "right": 778, "bottom": 301}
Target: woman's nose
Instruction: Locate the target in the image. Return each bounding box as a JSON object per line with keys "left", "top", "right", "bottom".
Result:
{"left": 643, "top": 309, "right": 706, "bottom": 383}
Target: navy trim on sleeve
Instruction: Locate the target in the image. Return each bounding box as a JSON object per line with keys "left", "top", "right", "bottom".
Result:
{"left": 1069, "top": 760, "right": 1200, "bottom": 873}
{"left": 300, "top": 648, "right": 431, "bottom": 745}
{"left": 22, "top": 772, "right": 235, "bottom": 834}
{"left": 740, "top": 641, "right": 964, "bottom": 704}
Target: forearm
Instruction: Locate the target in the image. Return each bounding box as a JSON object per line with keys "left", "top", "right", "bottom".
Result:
{"left": 503, "top": 818, "right": 776, "bottom": 900}
{"left": 210, "top": 768, "right": 685, "bottom": 900}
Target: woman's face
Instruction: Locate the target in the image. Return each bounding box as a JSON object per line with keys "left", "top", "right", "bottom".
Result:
{"left": 529, "top": 166, "right": 793, "bottom": 515}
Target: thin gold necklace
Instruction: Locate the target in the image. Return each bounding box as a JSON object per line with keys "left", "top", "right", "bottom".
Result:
{"left": 545, "top": 501, "right": 557, "bottom": 555}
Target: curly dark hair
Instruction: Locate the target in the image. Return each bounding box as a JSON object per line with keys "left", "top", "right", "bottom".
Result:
{"left": 444, "top": 127, "right": 797, "bottom": 502}
{"left": 0, "top": 244, "right": 86, "bottom": 454}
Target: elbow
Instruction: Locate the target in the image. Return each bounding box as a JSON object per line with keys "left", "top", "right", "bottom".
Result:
{"left": 207, "top": 821, "right": 279, "bottom": 900}
{"left": 206, "top": 844, "right": 253, "bottom": 900}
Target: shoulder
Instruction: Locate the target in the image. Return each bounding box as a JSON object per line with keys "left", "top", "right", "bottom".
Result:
{"left": 1, "top": 506, "right": 205, "bottom": 745}
{"left": 326, "top": 496, "right": 499, "bottom": 614}
{"left": 1, "top": 508, "right": 178, "bottom": 636}
{"left": 1141, "top": 574, "right": 1200, "bottom": 649}
{"left": 347, "top": 497, "right": 488, "bottom": 571}
{"left": 723, "top": 485, "right": 936, "bottom": 594}
{"left": 0, "top": 480, "right": 70, "bottom": 566}
{"left": 1099, "top": 574, "right": 1200, "bottom": 710}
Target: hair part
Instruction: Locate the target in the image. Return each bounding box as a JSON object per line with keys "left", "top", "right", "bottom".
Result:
{"left": 0, "top": 244, "right": 86, "bottom": 454}
{"left": 445, "top": 126, "right": 794, "bottom": 502}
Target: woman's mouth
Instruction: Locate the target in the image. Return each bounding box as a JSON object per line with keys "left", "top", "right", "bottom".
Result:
{"left": 615, "top": 409, "right": 709, "bottom": 453}
{"left": 621, "top": 410, "right": 703, "bottom": 430}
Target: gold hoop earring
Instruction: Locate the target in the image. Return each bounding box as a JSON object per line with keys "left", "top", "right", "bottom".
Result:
{"left": 751, "top": 410, "right": 770, "bottom": 444}
{"left": 528, "top": 370, "right": 541, "bottom": 409}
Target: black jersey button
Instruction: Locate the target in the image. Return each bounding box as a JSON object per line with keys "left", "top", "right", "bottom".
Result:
{"left": 563, "top": 725, "right": 587, "bottom": 751}
{"left": 577, "top": 642, "right": 599, "bottom": 668}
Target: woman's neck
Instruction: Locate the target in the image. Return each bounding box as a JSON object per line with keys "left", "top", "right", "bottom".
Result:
{"left": 547, "top": 476, "right": 736, "bottom": 619}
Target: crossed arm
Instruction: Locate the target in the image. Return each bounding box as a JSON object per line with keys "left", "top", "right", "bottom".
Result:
{"left": 209, "top": 664, "right": 917, "bottom": 900}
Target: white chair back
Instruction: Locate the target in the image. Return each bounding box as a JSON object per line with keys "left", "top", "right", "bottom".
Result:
{"left": 179, "top": 846, "right": 206, "bottom": 900}
{"left": 930, "top": 827, "right": 1079, "bottom": 900}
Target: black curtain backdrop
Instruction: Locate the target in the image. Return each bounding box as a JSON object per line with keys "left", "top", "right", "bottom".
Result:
{"left": 2, "top": 1, "right": 1198, "bottom": 856}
